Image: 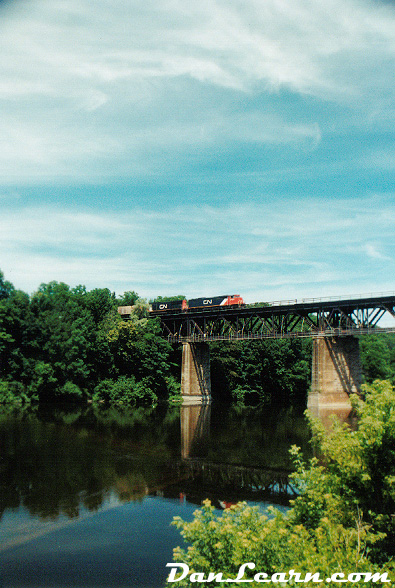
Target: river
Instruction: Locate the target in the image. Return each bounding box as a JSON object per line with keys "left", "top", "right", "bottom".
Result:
{"left": 0, "top": 401, "right": 312, "bottom": 588}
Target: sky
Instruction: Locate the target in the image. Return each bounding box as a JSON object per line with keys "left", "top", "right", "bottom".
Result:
{"left": 1, "top": 0, "right": 395, "bottom": 305}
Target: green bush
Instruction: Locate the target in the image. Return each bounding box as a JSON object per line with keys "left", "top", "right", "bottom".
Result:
{"left": 59, "top": 381, "right": 84, "bottom": 400}
{"left": 172, "top": 502, "right": 386, "bottom": 587}
{"left": 92, "top": 375, "right": 157, "bottom": 404}
{"left": 166, "top": 375, "right": 182, "bottom": 403}
{"left": 170, "top": 381, "right": 395, "bottom": 586}
{"left": 0, "top": 380, "right": 30, "bottom": 405}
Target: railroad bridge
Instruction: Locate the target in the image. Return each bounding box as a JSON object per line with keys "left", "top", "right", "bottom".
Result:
{"left": 121, "top": 293, "right": 395, "bottom": 408}
{"left": 154, "top": 293, "right": 395, "bottom": 409}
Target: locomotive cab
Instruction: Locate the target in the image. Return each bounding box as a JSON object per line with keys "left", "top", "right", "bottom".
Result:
{"left": 226, "top": 294, "right": 244, "bottom": 306}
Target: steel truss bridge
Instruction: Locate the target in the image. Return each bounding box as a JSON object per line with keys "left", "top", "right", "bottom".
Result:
{"left": 154, "top": 293, "right": 395, "bottom": 343}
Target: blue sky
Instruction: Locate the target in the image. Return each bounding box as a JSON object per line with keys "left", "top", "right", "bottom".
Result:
{"left": 1, "top": 0, "right": 395, "bottom": 304}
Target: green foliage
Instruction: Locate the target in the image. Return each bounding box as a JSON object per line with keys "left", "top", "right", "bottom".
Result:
{"left": 171, "top": 381, "right": 395, "bottom": 585}
{"left": 1, "top": 265, "right": 395, "bottom": 407}
{"left": 360, "top": 334, "right": 395, "bottom": 383}
{"left": 99, "top": 313, "right": 174, "bottom": 396}
{"left": 0, "top": 380, "right": 30, "bottom": 405}
{"left": 60, "top": 381, "right": 84, "bottom": 400}
{"left": 0, "top": 271, "right": 177, "bottom": 404}
{"left": 294, "top": 380, "right": 395, "bottom": 558}
{"left": 151, "top": 295, "right": 186, "bottom": 302}
{"left": 165, "top": 375, "right": 182, "bottom": 403}
{"left": 0, "top": 269, "right": 14, "bottom": 300}
{"left": 92, "top": 376, "right": 158, "bottom": 404}
{"left": 130, "top": 298, "right": 150, "bottom": 319}
{"left": 85, "top": 287, "right": 116, "bottom": 324}
{"left": 210, "top": 339, "right": 311, "bottom": 404}
{"left": 26, "top": 361, "right": 58, "bottom": 400}
{"left": 172, "top": 502, "right": 386, "bottom": 587}
{"left": 118, "top": 290, "right": 140, "bottom": 306}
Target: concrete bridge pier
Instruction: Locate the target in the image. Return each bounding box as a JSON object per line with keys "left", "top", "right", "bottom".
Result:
{"left": 181, "top": 342, "right": 211, "bottom": 404}
{"left": 308, "top": 335, "right": 362, "bottom": 411}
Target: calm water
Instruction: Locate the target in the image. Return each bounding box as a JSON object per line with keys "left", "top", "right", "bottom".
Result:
{"left": 0, "top": 402, "right": 311, "bottom": 588}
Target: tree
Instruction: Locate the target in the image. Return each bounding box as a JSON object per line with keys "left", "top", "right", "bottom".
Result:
{"left": 210, "top": 338, "right": 311, "bottom": 404}
{"left": 360, "top": 334, "right": 393, "bottom": 382}
{"left": 0, "top": 269, "right": 14, "bottom": 300}
{"left": 118, "top": 290, "right": 139, "bottom": 306}
{"left": 85, "top": 287, "right": 117, "bottom": 324}
{"left": 24, "top": 281, "right": 96, "bottom": 400}
{"left": 151, "top": 295, "right": 186, "bottom": 302}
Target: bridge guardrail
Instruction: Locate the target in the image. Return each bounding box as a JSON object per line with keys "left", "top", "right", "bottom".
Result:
{"left": 260, "top": 291, "right": 395, "bottom": 308}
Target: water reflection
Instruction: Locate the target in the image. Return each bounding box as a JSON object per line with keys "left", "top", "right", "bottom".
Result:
{"left": 0, "top": 402, "right": 310, "bottom": 525}
{"left": 0, "top": 404, "right": 181, "bottom": 522}
{"left": 0, "top": 402, "right": 312, "bottom": 588}
{"left": 181, "top": 403, "right": 211, "bottom": 459}
{"left": 179, "top": 403, "right": 304, "bottom": 506}
{"left": 0, "top": 402, "right": 363, "bottom": 588}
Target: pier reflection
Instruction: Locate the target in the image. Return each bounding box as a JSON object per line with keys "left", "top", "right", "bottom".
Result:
{"left": 307, "top": 404, "right": 357, "bottom": 431}
{"left": 181, "top": 403, "right": 211, "bottom": 459}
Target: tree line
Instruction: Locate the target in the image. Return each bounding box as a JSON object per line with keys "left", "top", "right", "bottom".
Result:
{"left": 1, "top": 269, "right": 394, "bottom": 405}
{"left": 0, "top": 270, "right": 178, "bottom": 404}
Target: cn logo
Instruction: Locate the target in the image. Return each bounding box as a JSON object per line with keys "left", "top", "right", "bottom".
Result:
{"left": 159, "top": 304, "right": 168, "bottom": 309}
{"left": 203, "top": 300, "right": 212, "bottom": 305}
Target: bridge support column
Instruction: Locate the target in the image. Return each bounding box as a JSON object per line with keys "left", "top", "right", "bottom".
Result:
{"left": 308, "top": 336, "right": 362, "bottom": 410}
{"left": 181, "top": 342, "right": 211, "bottom": 404}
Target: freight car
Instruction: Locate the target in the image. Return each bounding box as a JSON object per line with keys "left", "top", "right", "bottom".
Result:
{"left": 150, "top": 299, "right": 188, "bottom": 312}
{"left": 150, "top": 294, "right": 244, "bottom": 312}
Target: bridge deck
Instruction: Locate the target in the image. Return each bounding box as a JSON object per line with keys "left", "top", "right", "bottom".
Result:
{"left": 152, "top": 294, "right": 395, "bottom": 342}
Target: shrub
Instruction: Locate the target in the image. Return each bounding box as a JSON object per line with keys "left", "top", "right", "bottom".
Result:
{"left": 0, "top": 380, "right": 30, "bottom": 405}
{"left": 92, "top": 375, "right": 157, "bottom": 404}
{"left": 170, "top": 381, "right": 395, "bottom": 586}
{"left": 171, "top": 502, "right": 386, "bottom": 587}
{"left": 59, "top": 381, "right": 84, "bottom": 400}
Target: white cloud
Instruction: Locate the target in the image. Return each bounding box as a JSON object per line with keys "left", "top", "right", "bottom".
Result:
{"left": 364, "top": 242, "right": 392, "bottom": 261}
{"left": 0, "top": 0, "right": 394, "bottom": 182}
{"left": 1, "top": 195, "right": 394, "bottom": 300}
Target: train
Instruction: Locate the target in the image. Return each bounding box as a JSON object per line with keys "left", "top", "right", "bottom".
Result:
{"left": 150, "top": 294, "right": 244, "bottom": 312}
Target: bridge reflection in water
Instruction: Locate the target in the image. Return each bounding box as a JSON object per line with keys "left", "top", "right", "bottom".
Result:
{"left": 176, "top": 400, "right": 359, "bottom": 508}
{"left": 177, "top": 403, "right": 298, "bottom": 506}
{"left": 0, "top": 400, "right": 354, "bottom": 531}
{"left": 0, "top": 403, "right": 313, "bottom": 588}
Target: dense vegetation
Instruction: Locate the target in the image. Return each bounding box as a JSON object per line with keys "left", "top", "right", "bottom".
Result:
{"left": 210, "top": 339, "right": 311, "bottom": 404}
{"left": 1, "top": 269, "right": 395, "bottom": 405}
{"left": 0, "top": 270, "right": 179, "bottom": 405}
{"left": 171, "top": 380, "right": 395, "bottom": 585}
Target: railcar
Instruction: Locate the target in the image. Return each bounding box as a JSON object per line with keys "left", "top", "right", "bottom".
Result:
{"left": 187, "top": 295, "right": 244, "bottom": 309}
{"left": 150, "top": 299, "right": 187, "bottom": 312}
{"left": 150, "top": 294, "right": 244, "bottom": 312}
